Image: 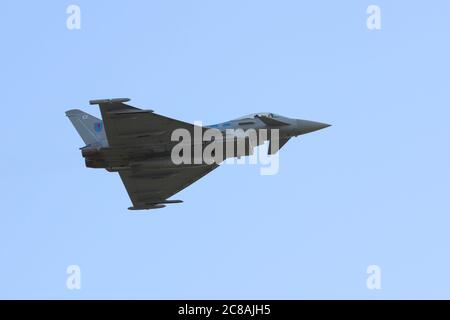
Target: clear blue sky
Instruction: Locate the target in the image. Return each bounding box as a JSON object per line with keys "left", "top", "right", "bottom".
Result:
{"left": 1, "top": 1, "right": 449, "bottom": 299}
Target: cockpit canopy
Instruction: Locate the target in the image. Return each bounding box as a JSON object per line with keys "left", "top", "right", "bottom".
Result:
{"left": 235, "top": 112, "right": 282, "bottom": 120}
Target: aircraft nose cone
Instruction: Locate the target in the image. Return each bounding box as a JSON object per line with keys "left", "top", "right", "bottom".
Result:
{"left": 296, "top": 119, "right": 331, "bottom": 135}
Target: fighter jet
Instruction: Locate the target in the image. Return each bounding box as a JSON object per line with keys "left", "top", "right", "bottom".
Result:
{"left": 66, "top": 98, "right": 330, "bottom": 210}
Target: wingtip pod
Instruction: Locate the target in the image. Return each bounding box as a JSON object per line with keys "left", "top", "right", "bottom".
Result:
{"left": 89, "top": 98, "right": 130, "bottom": 105}
{"left": 128, "top": 200, "right": 183, "bottom": 210}
{"left": 128, "top": 204, "right": 166, "bottom": 210}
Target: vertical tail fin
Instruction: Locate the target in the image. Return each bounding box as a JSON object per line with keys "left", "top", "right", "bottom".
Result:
{"left": 65, "top": 109, "right": 108, "bottom": 147}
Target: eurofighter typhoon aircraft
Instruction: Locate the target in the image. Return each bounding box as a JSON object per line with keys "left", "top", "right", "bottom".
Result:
{"left": 66, "top": 98, "right": 330, "bottom": 210}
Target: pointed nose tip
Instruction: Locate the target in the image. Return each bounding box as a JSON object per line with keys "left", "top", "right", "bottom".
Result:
{"left": 296, "top": 119, "right": 331, "bottom": 135}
